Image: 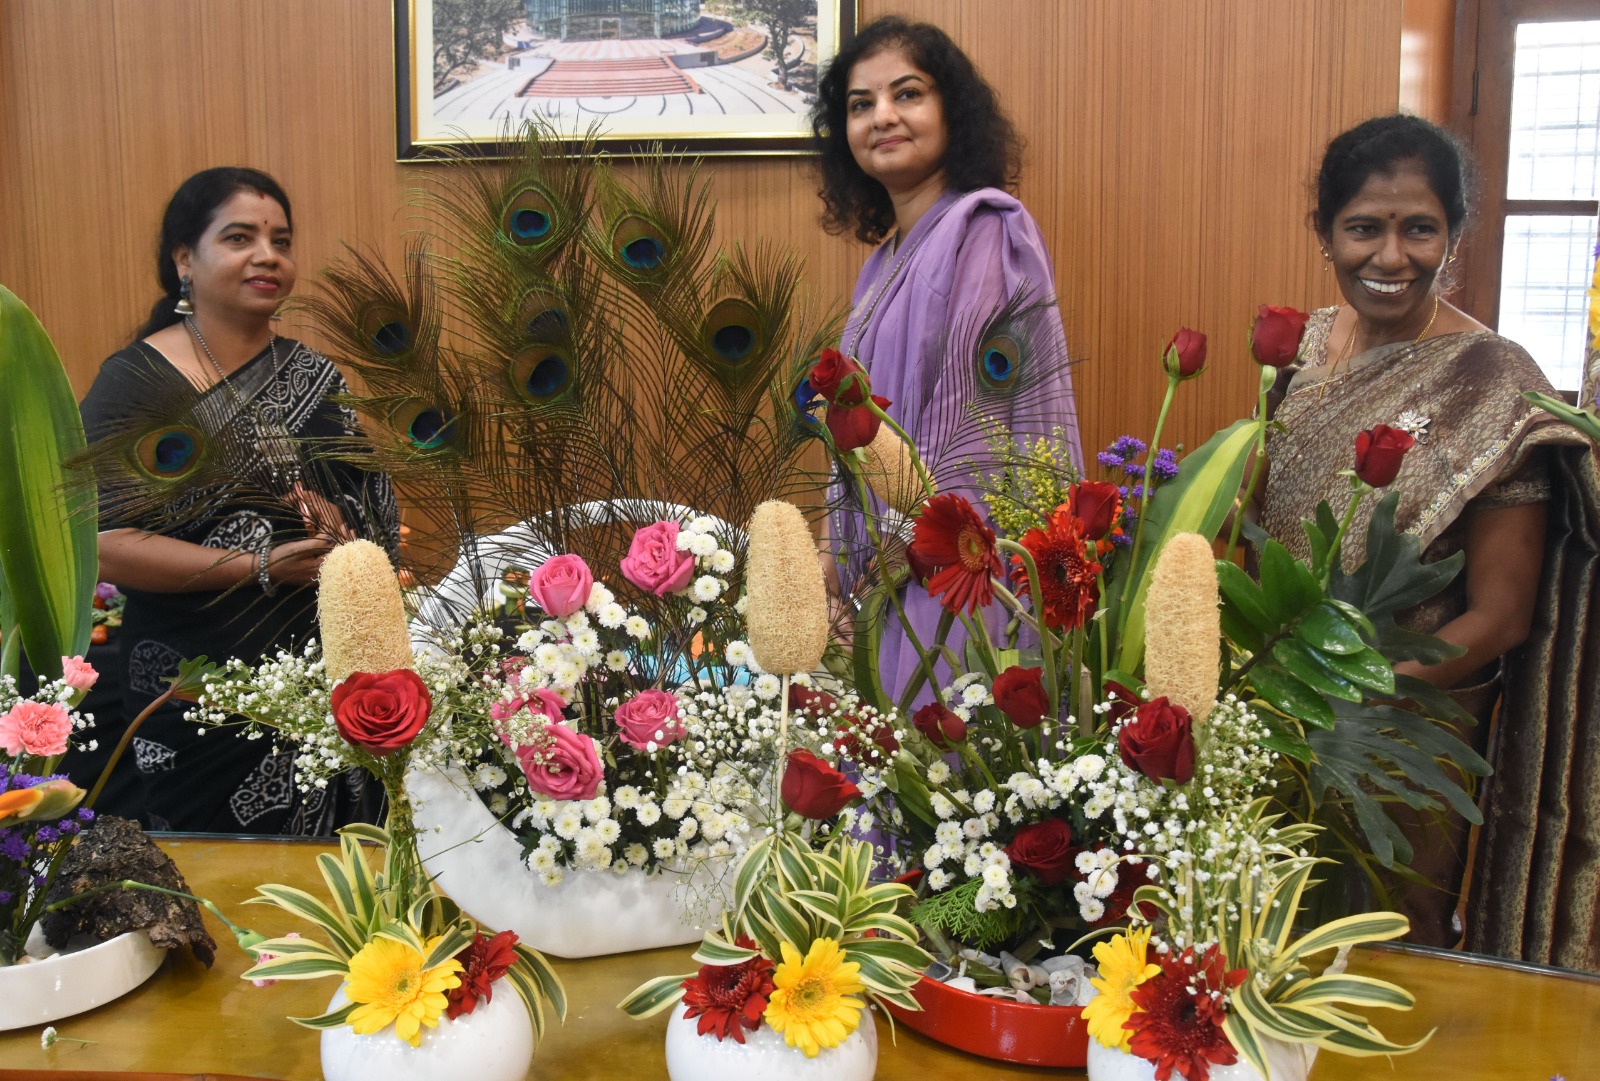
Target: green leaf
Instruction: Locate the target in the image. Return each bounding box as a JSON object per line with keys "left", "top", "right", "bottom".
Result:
{"left": 1270, "top": 639, "right": 1362, "bottom": 701}
{"left": 691, "top": 935, "right": 759, "bottom": 966}
{"left": 1249, "top": 665, "right": 1337, "bottom": 728}
{"left": 1217, "top": 561, "right": 1275, "bottom": 635}
{"left": 1293, "top": 604, "right": 1367, "bottom": 655}
{"left": 421, "top": 921, "right": 475, "bottom": 970}
{"left": 618, "top": 972, "right": 692, "bottom": 1018}
{"left": 1280, "top": 974, "right": 1415, "bottom": 1010}
{"left": 1282, "top": 912, "right": 1410, "bottom": 964}
{"left": 0, "top": 286, "right": 97, "bottom": 677}
{"left": 248, "top": 885, "right": 361, "bottom": 957}
{"left": 288, "top": 1001, "right": 359, "bottom": 1031}
{"left": 1310, "top": 646, "right": 1395, "bottom": 696}
{"left": 1259, "top": 541, "right": 1321, "bottom": 625}
{"left": 240, "top": 953, "right": 351, "bottom": 980}
{"left": 513, "top": 942, "right": 566, "bottom": 1025}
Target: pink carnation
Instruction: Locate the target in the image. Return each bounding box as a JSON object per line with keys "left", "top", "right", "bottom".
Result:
{"left": 619, "top": 521, "right": 696, "bottom": 597}
{"left": 0, "top": 701, "right": 72, "bottom": 757}
{"left": 527, "top": 554, "right": 593, "bottom": 619}
{"left": 61, "top": 656, "right": 99, "bottom": 693}
{"left": 614, "top": 689, "right": 685, "bottom": 750}
{"left": 511, "top": 721, "right": 602, "bottom": 802}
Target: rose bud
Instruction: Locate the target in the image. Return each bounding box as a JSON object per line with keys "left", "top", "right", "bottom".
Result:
{"left": 1067, "top": 481, "right": 1122, "bottom": 541}
{"left": 1163, "top": 327, "right": 1208, "bottom": 379}
{"left": 992, "top": 665, "right": 1050, "bottom": 728}
{"left": 912, "top": 702, "right": 967, "bottom": 749}
{"left": 1353, "top": 425, "right": 1416, "bottom": 488}
{"left": 331, "top": 668, "right": 432, "bottom": 757}
{"left": 808, "top": 349, "right": 871, "bottom": 406}
{"left": 825, "top": 394, "right": 890, "bottom": 453}
{"left": 1004, "top": 819, "right": 1075, "bottom": 885}
{"left": 780, "top": 749, "right": 861, "bottom": 819}
{"left": 1250, "top": 304, "right": 1311, "bottom": 367}
{"left": 1116, "top": 696, "right": 1196, "bottom": 784}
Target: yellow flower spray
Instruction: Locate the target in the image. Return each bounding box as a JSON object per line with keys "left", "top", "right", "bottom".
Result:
{"left": 318, "top": 539, "right": 414, "bottom": 682}
{"left": 1142, "top": 532, "right": 1220, "bottom": 724}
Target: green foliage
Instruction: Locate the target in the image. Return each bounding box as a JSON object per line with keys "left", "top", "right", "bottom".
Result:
{"left": 0, "top": 286, "right": 96, "bottom": 680}
{"left": 432, "top": 0, "right": 525, "bottom": 87}
{"left": 908, "top": 877, "right": 1032, "bottom": 952}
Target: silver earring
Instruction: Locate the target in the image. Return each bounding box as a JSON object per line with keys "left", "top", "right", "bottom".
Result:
{"left": 174, "top": 275, "right": 194, "bottom": 316}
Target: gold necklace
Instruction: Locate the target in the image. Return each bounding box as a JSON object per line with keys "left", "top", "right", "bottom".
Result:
{"left": 1317, "top": 292, "right": 1440, "bottom": 400}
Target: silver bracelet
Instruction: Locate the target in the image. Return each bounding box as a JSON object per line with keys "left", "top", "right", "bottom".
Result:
{"left": 257, "top": 541, "right": 278, "bottom": 597}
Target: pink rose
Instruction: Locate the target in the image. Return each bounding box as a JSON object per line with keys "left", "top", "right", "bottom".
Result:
{"left": 527, "top": 554, "right": 593, "bottom": 619}
{"left": 61, "top": 656, "right": 99, "bottom": 693}
{"left": 491, "top": 687, "right": 568, "bottom": 725}
{"left": 619, "top": 521, "right": 695, "bottom": 597}
{"left": 512, "top": 721, "right": 602, "bottom": 801}
{"left": 0, "top": 701, "right": 73, "bottom": 757}
{"left": 614, "top": 689, "right": 685, "bottom": 750}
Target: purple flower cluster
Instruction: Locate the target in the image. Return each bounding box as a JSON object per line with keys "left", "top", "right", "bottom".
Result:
{"left": 1, "top": 767, "right": 91, "bottom": 937}
{"left": 1099, "top": 436, "right": 1181, "bottom": 546}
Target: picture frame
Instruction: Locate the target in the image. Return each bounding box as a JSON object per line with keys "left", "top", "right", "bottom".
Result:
{"left": 394, "top": 0, "right": 858, "bottom": 159}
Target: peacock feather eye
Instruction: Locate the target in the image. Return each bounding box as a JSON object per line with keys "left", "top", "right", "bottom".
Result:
{"left": 357, "top": 303, "right": 413, "bottom": 358}
{"left": 503, "top": 186, "right": 558, "bottom": 247}
{"left": 702, "top": 298, "right": 761, "bottom": 363}
{"left": 611, "top": 215, "right": 667, "bottom": 273}
{"left": 390, "top": 400, "right": 459, "bottom": 452}
{"left": 979, "top": 334, "right": 1021, "bottom": 388}
{"left": 516, "top": 288, "right": 568, "bottom": 343}
{"left": 134, "top": 426, "right": 204, "bottom": 480}
{"left": 509, "top": 347, "right": 573, "bottom": 403}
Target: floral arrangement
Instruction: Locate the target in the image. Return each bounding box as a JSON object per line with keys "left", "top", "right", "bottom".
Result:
{"left": 0, "top": 662, "right": 98, "bottom": 966}
{"left": 192, "top": 539, "right": 565, "bottom": 1047}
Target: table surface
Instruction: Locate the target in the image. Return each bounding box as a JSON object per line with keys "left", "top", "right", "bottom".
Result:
{"left": 3, "top": 837, "right": 1597, "bottom": 1080}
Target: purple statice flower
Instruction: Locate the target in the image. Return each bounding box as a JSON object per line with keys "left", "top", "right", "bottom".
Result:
{"left": 77, "top": 807, "right": 94, "bottom": 822}
{"left": 1096, "top": 450, "right": 1123, "bottom": 469}
{"left": 1123, "top": 462, "right": 1146, "bottom": 480}
{"left": 0, "top": 891, "right": 11, "bottom": 905}
{"left": 1151, "top": 448, "right": 1179, "bottom": 480}
{"left": 1111, "top": 435, "right": 1147, "bottom": 459}
{"left": 34, "top": 826, "right": 58, "bottom": 845}
{"left": 1117, "top": 485, "right": 1130, "bottom": 500}
{"left": 0, "top": 832, "right": 28, "bottom": 862}
{"left": 1109, "top": 531, "right": 1134, "bottom": 548}
{"left": 1126, "top": 484, "right": 1146, "bottom": 501}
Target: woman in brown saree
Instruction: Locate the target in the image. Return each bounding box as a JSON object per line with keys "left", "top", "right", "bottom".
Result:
{"left": 1259, "top": 114, "right": 1600, "bottom": 971}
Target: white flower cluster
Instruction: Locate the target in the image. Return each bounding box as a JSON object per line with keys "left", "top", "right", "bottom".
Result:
{"left": 515, "top": 581, "right": 645, "bottom": 699}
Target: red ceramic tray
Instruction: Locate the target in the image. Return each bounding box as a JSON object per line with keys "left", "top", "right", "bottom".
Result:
{"left": 882, "top": 974, "right": 1090, "bottom": 1067}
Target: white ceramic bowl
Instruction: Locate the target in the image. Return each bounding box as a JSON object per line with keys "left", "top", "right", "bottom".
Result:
{"left": 0, "top": 928, "right": 165, "bottom": 1031}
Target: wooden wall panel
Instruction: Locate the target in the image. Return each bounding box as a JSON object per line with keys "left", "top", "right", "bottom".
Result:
{"left": 1401, "top": 0, "right": 1458, "bottom": 123}
{"left": 0, "top": 0, "right": 1406, "bottom": 472}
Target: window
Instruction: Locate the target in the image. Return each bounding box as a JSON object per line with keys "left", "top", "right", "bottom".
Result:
{"left": 1455, "top": 0, "right": 1600, "bottom": 393}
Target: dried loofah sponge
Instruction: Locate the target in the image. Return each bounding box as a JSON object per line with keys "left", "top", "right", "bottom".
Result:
{"left": 318, "top": 539, "right": 414, "bottom": 682}
{"left": 744, "top": 500, "right": 829, "bottom": 676}
{"left": 861, "top": 423, "right": 931, "bottom": 514}
{"left": 1143, "top": 532, "right": 1220, "bottom": 724}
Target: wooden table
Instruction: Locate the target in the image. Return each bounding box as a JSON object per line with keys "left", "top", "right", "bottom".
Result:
{"left": 3, "top": 838, "right": 1596, "bottom": 1079}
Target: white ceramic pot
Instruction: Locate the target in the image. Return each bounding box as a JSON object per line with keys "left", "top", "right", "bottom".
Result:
{"left": 0, "top": 926, "right": 165, "bottom": 1031}
{"left": 320, "top": 979, "right": 533, "bottom": 1081}
{"left": 663, "top": 1000, "right": 879, "bottom": 1081}
{"left": 407, "top": 765, "right": 723, "bottom": 958}
{"left": 1085, "top": 1035, "right": 1314, "bottom": 1081}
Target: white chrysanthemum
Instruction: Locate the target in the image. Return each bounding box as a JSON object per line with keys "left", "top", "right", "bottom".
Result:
{"left": 635, "top": 801, "right": 661, "bottom": 826}
{"left": 1073, "top": 880, "right": 1095, "bottom": 903}
{"left": 533, "top": 643, "right": 561, "bottom": 669}
{"left": 595, "top": 818, "right": 622, "bottom": 844}
{"left": 597, "top": 602, "right": 628, "bottom": 629}
{"left": 474, "top": 764, "right": 507, "bottom": 789}
{"left": 564, "top": 610, "right": 590, "bottom": 631}
{"left": 540, "top": 869, "right": 565, "bottom": 887}
{"left": 527, "top": 848, "right": 557, "bottom": 873}
{"left": 935, "top": 821, "right": 962, "bottom": 846}
{"left": 752, "top": 673, "right": 781, "bottom": 700}
{"left": 553, "top": 808, "right": 584, "bottom": 839}
{"left": 613, "top": 785, "right": 641, "bottom": 809}
{"left": 927, "top": 868, "right": 952, "bottom": 891}
{"left": 691, "top": 575, "right": 722, "bottom": 603}
{"left": 604, "top": 650, "right": 630, "bottom": 672}
{"left": 1079, "top": 897, "right": 1106, "bottom": 922}
{"left": 924, "top": 844, "right": 946, "bottom": 867}
{"left": 973, "top": 789, "right": 996, "bottom": 814}
{"left": 1075, "top": 850, "right": 1100, "bottom": 875}
{"left": 583, "top": 796, "right": 612, "bottom": 823}
{"left": 723, "top": 641, "right": 753, "bottom": 669}
{"left": 487, "top": 793, "right": 509, "bottom": 816}
{"left": 964, "top": 852, "right": 983, "bottom": 876}
{"left": 652, "top": 838, "right": 677, "bottom": 860}
{"left": 962, "top": 817, "right": 987, "bottom": 840}
{"left": 1075, "top": 754, "right": 1106, "bottom": 783}
{"left": 982, "top": 863, "right": 1009, "bottom": 889}
{"left": 689, "top": 533, "right": 719, "bottom": 558}
{"left": 624, "top": 616, "right": 650, "bottom": 639}
{"left": 930, "top": 793, "right": 956, "bottom": 820}
{"left": 663, "top": 796, "right": 692, "bottom": 819}
{"left": 586, "top": 582, "right": 615, "bottom": 612}
{"left": 675, "top": 528, "right": 696, "bottom": 551}
{"left": 571, "top": 628, "right": 601, "bottom": 655}
{"left": 710, "top": 549, "right": 736, "bottom": 574}
{"left": 686, "top": 606, "right": 707, "bottom": 625}
{"left": 626, "top": 843, "right": 648, "bottom": 867}
{"left": 734, "top": 594, "right": 749, "bottom": 615}
{"left": 1089, "top": 865, "right": 1118, "bottom": 899}
{"left": 927, "top": 761, "right": 951, "bottom": 785}
{"left": 962, "top": 683, "right": 989, "bottom": 707}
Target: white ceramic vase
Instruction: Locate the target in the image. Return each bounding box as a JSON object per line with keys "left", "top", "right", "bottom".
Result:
{"left": 0, "top": 926, "right": 165, "bottom": 1031}
{"left": 663, "top": 1001, "right": 879, "bottom": 1081}
{"left": 1085, "top": 1035, "right": 1315, "bottom": 1081}
{"left": 320, "top": 980, "right": 533, "bottom": 1081}
{"left": 407, "top": 764, "right": 723, "bottom": 958}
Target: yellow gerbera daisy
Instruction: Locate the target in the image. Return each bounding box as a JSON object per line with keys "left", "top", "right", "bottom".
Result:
{"left": 1082, "top": 926, "right": 1161, "bottom": 1052}
{"left": 345, "top": 936, "right": 464, "bottom": 1047}
{"left": 763, "top": 937, "right": 866, "bottom": 1057}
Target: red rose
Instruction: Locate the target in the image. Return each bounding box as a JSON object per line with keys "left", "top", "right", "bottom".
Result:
{"left": 808, "top": 348, "right": 870, "bottom": 406}
{"left": 1164, "top": 327, "right": 1208, "bottom": 379}
{"left": 1250, "top": 304, "right": 1311, "bottom": 367}
{"left": 1004, "top": 819, "right": 1075, "bottom": 885}
{"left": 825, "top": 394, "right": 890, "bottom": 452}
{"left": 1117, "top": 696, "right": 1195, "bottom": 784}
{"left": 787, "top": 683, "right": 839, "bottom": 718}
{"left": 780, "top": 749, "right": 861, "bottom": 819}
{"left": 911, "top": 702, "right": 967, "bottom": 749}
{"left": 1104, "top": 680, "right": 1143, "bottom": 725}
{"left": 992, "top": 665, "right": 1050, "bottom": 728}
{"left": 834, "top": 716, "right": 899, "bottom": 762}
{"left": 1353, "top": 424, "right": 1416, "bottom": 488}
{"left": 331, "top": 669, "right": 431, "bottom": 757}
{"left": 1067, "top": 481, "right": 1122, "bottom": 541}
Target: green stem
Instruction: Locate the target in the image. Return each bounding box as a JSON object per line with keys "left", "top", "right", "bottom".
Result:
{"left": 1224, "top": 366, "right": 1274, "bottom": 564}
{"left": 995, "top": 539, "right": 1062, "bottom": 719}
{"left": 1322, "top": 477, "right": 1368, "bottom": 585}
{"left": 1120, "top": 372, "right": 1180, "bottom": 614}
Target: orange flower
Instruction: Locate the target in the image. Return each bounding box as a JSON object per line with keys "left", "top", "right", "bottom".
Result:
{"left": 1012, "top": 508, "right": 1102, "bottom": 629}
{"left": 909, "top": 494, "right": 1002, "bottom": 614}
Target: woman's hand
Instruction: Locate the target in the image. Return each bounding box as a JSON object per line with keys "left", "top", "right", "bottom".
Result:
{"left": 289, "top": 483, "right": 355, "bottom": 542}
{"left": 264, "top": 535, "right": 337, "bottom": 588}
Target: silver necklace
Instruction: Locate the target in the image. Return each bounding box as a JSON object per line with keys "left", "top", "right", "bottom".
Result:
{"left": 184, "top": 316, "right": 300, "bottom": 483}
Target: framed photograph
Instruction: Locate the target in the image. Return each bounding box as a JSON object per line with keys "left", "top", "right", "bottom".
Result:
{"left": 395, "top": 0, "right": 858, "bottom": 158}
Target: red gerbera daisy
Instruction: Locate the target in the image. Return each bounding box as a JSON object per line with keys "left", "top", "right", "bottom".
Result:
{"left": 909, "top": 494, "right": 1002, "bottom": 614}
{"left": 1125, "top": 945, "right": 1249, "bottom": 1081}
{"left": 445, "top": 929, "right": 520, "bottom": 1020}
{"left": 680, "top": 936, "right": 778, "bottom": 1043}
{"left": 1013, "top": 507, "right": 1102, "bottom": 629}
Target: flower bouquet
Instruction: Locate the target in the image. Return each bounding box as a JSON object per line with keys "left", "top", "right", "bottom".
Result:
{"left": 619, "top": 500, "right": 930, "bottom": 1081}
{"left": 791, "top": 307, "right": 1472, "bottom": 1069}
{"left": 192, "top": 540, "right": 564, "bottom": 1078}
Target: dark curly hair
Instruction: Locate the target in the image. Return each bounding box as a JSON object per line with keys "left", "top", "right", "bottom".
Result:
{"left": 1314, "top": 114, "right": 1474, "bottom": 242}
{"left": 811, "top": 16, "right": 1023, "bottom": 244}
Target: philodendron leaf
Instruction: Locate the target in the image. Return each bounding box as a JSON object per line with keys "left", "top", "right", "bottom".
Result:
{"left": 0, "top": 286, "right": 97, "bottom": 679}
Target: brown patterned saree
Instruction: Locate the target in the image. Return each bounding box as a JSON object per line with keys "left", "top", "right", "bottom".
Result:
{"left": 1261, "top": 307, "right": 1600, "bottom": 973}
